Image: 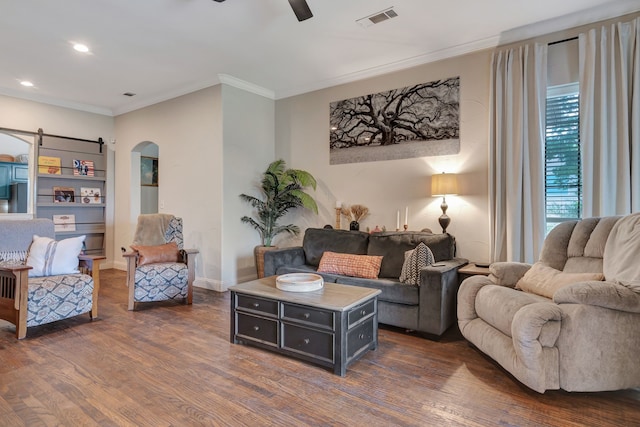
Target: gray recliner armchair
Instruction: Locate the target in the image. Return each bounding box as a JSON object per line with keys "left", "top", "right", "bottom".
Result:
{"left": 457, "top": 214, "right": 640, "bottom": 393}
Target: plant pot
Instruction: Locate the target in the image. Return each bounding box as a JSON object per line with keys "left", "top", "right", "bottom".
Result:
{"left": 349, "top": 221, "right": 360, "bottom": 231}
{"left": 254, "top": 245, "right": 279, "bottom": 278}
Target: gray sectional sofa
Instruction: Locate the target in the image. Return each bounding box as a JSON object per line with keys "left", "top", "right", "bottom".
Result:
{"left": 263, "top": 228, "right": 468, "bottom": 337}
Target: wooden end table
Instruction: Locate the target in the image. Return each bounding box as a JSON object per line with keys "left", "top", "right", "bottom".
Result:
{"left": 229, "top": 276, "right": 381, "bottom": 376}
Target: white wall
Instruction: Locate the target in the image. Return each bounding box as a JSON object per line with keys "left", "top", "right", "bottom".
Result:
{"left": 275, "top": 49, "right": 493, "bottom": 263}
{"left": 114, "top": 86, "right": 223, "bottom": 288}
{"left": 221, "top": 85, "right": 275, "bottom": 285}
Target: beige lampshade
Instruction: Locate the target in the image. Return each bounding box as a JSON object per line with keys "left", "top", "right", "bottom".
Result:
{"left": 431, "top": 173, "right": 459, "bottom": 196}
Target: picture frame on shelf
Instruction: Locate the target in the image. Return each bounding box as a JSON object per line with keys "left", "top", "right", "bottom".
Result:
{"left": 73, "top": 159, "right": 95, "bottom": 176}
{"left": 38, "top": 156, "right": 61, "bottom": 174}
{"left": 141, "top": 156, "right": 158, "bottom": 186}
{"left": 80, "top": 187, "right": 101, "bottom": 204}
{"left": 53, "top": 214, "right": 76, "bottom": 232}
{"left": 53, "top": 186, "right": 75, "bottom": 203}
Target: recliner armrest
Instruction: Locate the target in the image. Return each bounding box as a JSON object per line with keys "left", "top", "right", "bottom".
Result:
{"left": 263, "top": 247, "right": 305, "bottom": 277}
{"left": 553, "top": 281, "right": 640, "bottom": 313}
{"left": 489, "top": 261, "right": 532, "bottom": 287}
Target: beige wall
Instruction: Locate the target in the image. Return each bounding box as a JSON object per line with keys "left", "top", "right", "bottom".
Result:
{"left": 275, "top": 49, "right": 493, "bottom": 263}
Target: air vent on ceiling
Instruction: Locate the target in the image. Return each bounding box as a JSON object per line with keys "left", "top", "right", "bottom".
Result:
{"left": 356, "top": 7, "right": 398, "bottom": 28}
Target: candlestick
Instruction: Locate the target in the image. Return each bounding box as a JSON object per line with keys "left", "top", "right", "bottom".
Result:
{"left": 335, "top": 207, "right": 341, "bottom": 229}
{"left": 396, "top": 210, "right": 400, "bottom": 231}
{"left": 404, "top": 206, "right": 409, "bottom": 225}
{"left": 336, "top": 200, "right": 342, "bottom": 209}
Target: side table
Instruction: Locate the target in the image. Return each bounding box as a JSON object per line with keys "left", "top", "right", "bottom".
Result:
{"left": 458, "top": 263, "right": 491, "bottom": 285}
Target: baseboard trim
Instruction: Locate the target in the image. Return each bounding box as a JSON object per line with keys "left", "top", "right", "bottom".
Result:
{"left": 194, "top": 277, "right": 225, "bottom": 292}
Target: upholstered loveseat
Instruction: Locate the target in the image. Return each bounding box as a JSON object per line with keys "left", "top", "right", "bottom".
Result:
{"left": 458, "top": 214, "right": 640, "bottom": 393}
{"left": 263, "top": 228, "right": 468, "bottom": 337}
{"left": 0, "top": 219, "right": 104, "bottom": 338}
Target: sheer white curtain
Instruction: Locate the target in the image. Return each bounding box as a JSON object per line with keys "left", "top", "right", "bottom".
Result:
{"left": 580, "top": 17, "right": 640, "bottom": 216}
{"left": 489, "top": 43, "right": 548, "bottom": 262}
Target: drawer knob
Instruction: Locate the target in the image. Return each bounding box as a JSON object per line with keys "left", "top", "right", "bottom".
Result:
{"left": 359, "top": 333, "right": 365, "bottom": 340}
{"left": 361, "top": 309, "right": 367, "bottom": 316}
{"left": 303, "top": 313, "right": 310, "bottom": 319}
{"left": 253, "top": 325, "right": 260, "bottom": 331}
{"left": 252, "top": 302, "right": 260, "bottom": 308}
{"left": 303, "top": 338, "right": 310, "bottom": 344}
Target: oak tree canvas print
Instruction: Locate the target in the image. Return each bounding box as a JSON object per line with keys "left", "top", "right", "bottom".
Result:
{"left": 329, "top": 76, "right": 460, "bottom": 164}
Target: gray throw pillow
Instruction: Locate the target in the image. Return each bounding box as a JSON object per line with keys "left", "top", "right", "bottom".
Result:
{"left": 399, "top": 242, "right": 434, "bottom": 285}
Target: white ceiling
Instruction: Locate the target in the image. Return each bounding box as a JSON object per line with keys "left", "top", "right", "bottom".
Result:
{"left": 1, "top": 0, "right": 638, "bottom": 116}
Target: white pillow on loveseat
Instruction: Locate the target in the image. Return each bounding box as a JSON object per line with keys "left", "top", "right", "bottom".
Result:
{"left": 26, "top": 234, "right": 85, "bottom": 277}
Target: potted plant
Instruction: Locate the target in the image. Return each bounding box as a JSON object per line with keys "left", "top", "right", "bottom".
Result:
{"left": 240, "top": 159, "right": 317, "bottom": 277}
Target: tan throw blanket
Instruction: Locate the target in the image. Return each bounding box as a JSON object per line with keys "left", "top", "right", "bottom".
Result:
{"left": 132, "top": 214, "right": 175, "bottom": 246}
{"left": 603, "top": 212, "right": 640, "bottom": 293}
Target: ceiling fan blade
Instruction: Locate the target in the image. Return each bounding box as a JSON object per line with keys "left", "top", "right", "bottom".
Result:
{"left": 288, "top": 0, "right": 313, "bottom": 22}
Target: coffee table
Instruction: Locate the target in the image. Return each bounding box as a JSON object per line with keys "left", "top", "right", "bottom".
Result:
{"left": 229, "top": 276, "right": 381, "bottom": 376}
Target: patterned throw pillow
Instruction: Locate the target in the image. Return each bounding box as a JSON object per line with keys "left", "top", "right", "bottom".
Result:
{"left": 26, "top": 235, "right": 85, "bottom": 277}
{"left": 399, "top": 242, "right": 435, "bottom": 285}
{"left": 317, "top": 251, "right": 383, "bottom": 279}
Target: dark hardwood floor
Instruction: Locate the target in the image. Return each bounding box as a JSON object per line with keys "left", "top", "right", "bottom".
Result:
{"left": 0, "top": 269, "right": 638, "bottom": 426}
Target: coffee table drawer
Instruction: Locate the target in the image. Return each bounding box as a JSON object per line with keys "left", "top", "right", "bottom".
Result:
{"left": 282, "top": 323, "right": 335, "bottom": 362}
{"left": 236, "top": 295, "right": 278, "bottom": 317}
{"left": 236, "top": 313, "right": 278, "bottom": 346}
{"left": 347, "top": 299, "right": 375, "bottom": 327}
{"left": 281, "top": 303, "right": 335, "bottom": 330}
{"left": 347, "top": 318, "right": 375, "bottom": 359}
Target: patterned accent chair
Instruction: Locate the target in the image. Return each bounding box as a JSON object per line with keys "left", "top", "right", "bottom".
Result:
{"left": 123, "top": 214, "right": 198, "bottom": 310}
{"left": 0, "top": 219, "right": 104, "bottom": 339}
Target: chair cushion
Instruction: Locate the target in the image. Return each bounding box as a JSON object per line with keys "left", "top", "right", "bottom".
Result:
{"left": 603, "top": 212, "right": 640, "bottom": 292}
{"left": 26, "top": 235, "right": 85, "bottom": 277}
{"left": 131, "top": 242, "right": 180, "bottom": 266}
{"left": 134, "top": 263, "right": 189, "bottom": 302}
{"left": 27, "top": 274, "right": 94, "bottom": 327}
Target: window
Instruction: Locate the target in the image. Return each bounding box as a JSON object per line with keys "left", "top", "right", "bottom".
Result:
{"left": 545, "top": 84, "right": 581, "bottom": 233}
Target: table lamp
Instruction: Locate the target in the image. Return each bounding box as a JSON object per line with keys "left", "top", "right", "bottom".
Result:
{"left": 431, "top": 172, "right": 458, "bottom": 233}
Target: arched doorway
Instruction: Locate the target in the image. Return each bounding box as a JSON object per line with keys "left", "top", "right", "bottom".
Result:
{"left": 131, "top": 141, "right": 159, "bottom": 220}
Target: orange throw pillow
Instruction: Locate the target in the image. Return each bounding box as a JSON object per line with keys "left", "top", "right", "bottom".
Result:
{"left": 317, "top": 251, "right": 383, "bottom": 279}
{"left": 131, "top": 242, "right": 180, "bottom": 266}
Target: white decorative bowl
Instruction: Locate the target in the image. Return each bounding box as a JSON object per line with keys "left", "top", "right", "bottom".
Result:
{"left": 276, "top": 273, "right": 324, "bottom": 292}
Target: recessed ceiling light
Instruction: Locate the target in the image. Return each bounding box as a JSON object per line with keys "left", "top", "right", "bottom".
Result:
{"left": 20, "top": 81, "right": 34, "bottom": 87}
{"left": 73, "top": 43, "right": 90, "bottom": 53}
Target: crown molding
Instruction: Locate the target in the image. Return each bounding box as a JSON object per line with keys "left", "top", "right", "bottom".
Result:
{"left": 0, "top": 87, "right": 113, "bottom": 116}
{"left": 218, "top": 74, "right": 275, "bottom": 99}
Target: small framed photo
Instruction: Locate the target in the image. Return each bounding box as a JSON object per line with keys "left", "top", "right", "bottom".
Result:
{"left": 141, "top": 156, "right": 158, "bottom": 186}
{"left": 80, "top": 187, "right": 101, "bottom": 204}
{"left": 53, "top": 186, "right": 75, "bottom": 203}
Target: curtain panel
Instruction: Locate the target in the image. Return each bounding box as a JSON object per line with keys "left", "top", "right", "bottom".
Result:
{"left": 489, "top": 43, "right": 548, "bottom": 263}
{"left": 579, "top": 17, "right": 640, "bottom": 216}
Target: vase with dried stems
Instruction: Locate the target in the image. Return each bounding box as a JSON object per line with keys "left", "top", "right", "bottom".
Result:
{"left": 240, "top": 159, "right": 317, "bottom": 277}
{"left": 340, "top": 204, "right": 369, "bottom": 231}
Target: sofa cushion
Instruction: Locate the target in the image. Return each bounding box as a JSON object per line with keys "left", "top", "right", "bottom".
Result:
{"left": 317, "top": 251, "right": 383, "bottom": 279}
{"left": 368, "top": 232, "right": 455, "bottom": 278}
{"left": 515, "top": 262, "right": 604, "bottom": 299}
{"left": 399, "top": 242, "right": 434, "bottom": 285}
{"left": 302, "top": 228, "right": 369, "bottom": 267}
{"left": 335, "top": 275, "right": 419, "bottom": 305}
